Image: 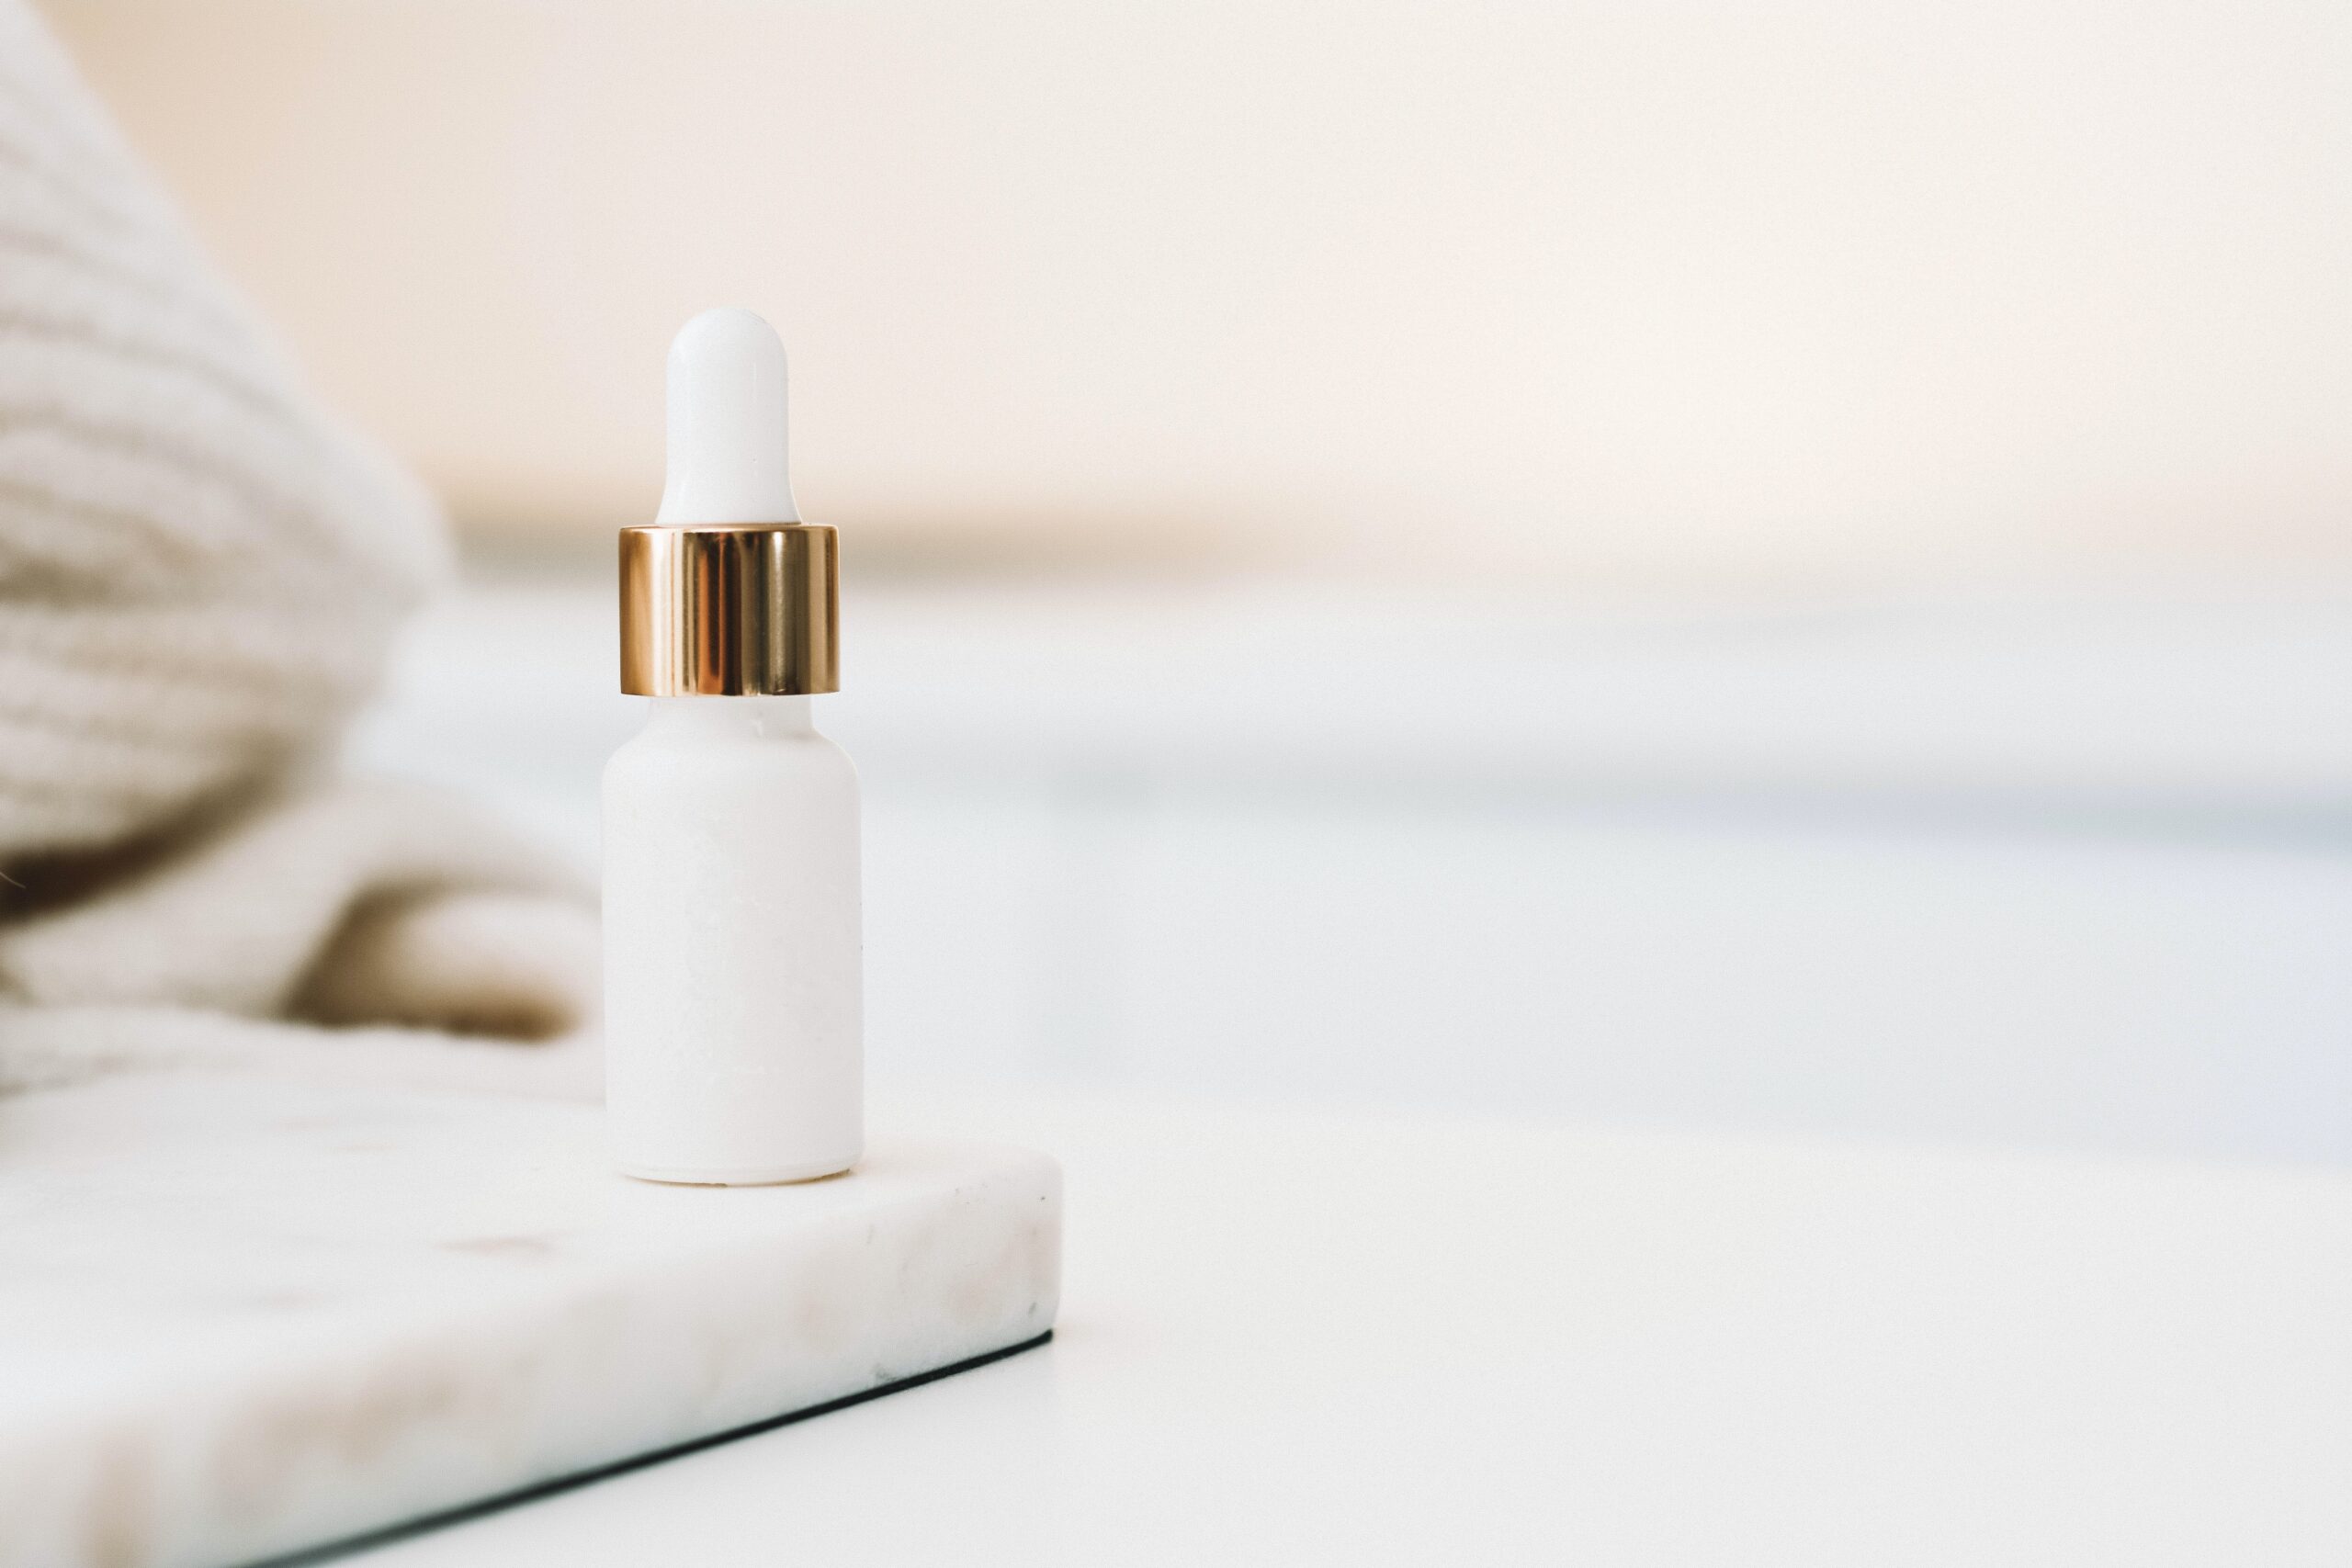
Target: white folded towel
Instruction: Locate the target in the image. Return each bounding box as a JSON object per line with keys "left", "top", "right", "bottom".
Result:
{"left": 0, "top": 0, "right": 597, "bottom": 1090}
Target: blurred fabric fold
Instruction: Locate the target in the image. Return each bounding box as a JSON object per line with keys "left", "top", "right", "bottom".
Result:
{"left": 0, "top": 0, "right": 597, "bottom": 1083}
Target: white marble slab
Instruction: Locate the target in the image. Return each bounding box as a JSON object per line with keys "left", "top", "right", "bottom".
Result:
{"left": 0, "top": 1073, "right": 1060, "bottom": 1568}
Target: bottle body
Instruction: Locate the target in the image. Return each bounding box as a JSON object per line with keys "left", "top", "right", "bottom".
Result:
{"left": 603, "top": 695, "right": 862, "bottom": 1183}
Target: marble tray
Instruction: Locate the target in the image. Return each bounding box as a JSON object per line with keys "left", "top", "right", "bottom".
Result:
{"left": 0, "top": 1073, "right": 1061, "bottom": 1568}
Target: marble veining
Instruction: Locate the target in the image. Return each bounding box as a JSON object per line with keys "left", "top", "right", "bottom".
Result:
{"left": 0, "top": 1074, "right": 1060, "bottom": 1568}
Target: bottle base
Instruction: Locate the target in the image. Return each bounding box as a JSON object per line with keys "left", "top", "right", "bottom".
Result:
{"left": 618, "top": 1152, "right": 859, "bottom": 1187}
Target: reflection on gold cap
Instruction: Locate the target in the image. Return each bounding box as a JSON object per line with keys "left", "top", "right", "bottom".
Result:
{"left": 619, "top": 524, "right": 839, "bottom": 695}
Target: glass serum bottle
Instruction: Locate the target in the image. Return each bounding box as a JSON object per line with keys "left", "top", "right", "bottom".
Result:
{"left": 604, "top": 308, "right": 862, "bottom": 1185}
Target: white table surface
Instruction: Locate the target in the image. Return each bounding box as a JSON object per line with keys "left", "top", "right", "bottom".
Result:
{"left": 347, "top": 1082, "right": 2352, "bottom": 1566}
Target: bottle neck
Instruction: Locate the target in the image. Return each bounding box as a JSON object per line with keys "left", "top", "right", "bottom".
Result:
{"left": 642, "top": 694, "right": 816, "bottom": 738}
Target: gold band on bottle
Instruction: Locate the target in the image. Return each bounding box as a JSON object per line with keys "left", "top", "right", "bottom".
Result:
{"left": 619, "top": 524, "right": 840, "bottom": 695}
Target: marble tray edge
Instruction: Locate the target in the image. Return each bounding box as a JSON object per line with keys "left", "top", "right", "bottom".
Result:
{"left": 238, "top": 1329, "right": 1056, "bottom": 1568}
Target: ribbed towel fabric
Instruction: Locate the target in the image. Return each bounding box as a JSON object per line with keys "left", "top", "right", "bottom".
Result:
{"left": 0, "top": 0, "right": 597, "bottom": 1087}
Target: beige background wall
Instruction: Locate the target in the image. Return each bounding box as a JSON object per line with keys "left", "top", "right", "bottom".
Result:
{"left": 38, "top": 0, "right": 2352, "bottom": 586}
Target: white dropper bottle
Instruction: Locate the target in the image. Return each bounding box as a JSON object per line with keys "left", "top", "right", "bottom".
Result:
{"left": 603, "top": 307, "right": 862, "bottom": 1184}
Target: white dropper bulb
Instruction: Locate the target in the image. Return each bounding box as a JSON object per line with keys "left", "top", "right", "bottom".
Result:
{"left": 655, "top": 307, "right": 799, "bottom": 524}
